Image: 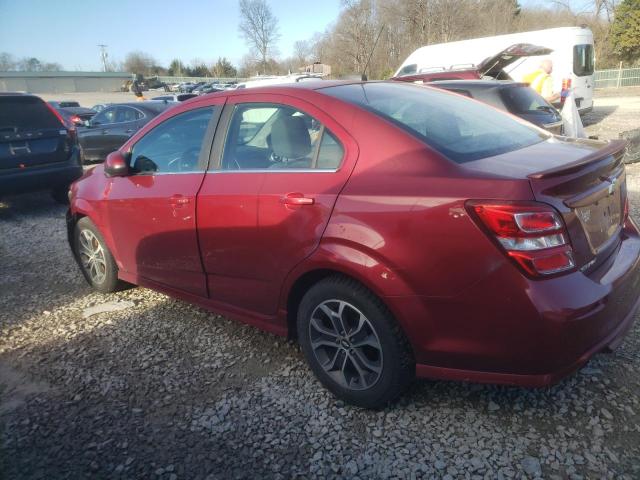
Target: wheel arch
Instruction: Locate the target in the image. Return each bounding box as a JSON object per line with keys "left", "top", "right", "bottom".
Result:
{"left": 282, "top": 244, "right": 415, "bottom": 349}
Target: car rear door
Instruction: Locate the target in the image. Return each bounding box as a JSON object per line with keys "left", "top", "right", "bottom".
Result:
{"left": 105, "top": 102, "right": 223, "bottom": 296}
{"left": 79, "top": 107, "right": 117, "bottom": 161}
{"left": 0, "top": 95, "right": 71, "bottom": 175}
{"left": 197, "top": 94, "right": 358, "bottom": 316}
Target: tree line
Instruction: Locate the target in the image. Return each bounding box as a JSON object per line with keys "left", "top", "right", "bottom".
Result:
{"left": 1, "top": 0, "right": 638, "bottom": 78}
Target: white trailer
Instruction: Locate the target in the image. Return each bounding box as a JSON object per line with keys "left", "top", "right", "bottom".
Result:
{"left": 395, "top": 26, "right": 595, "bottom": 112}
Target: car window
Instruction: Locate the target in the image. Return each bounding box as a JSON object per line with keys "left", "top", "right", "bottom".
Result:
{"left": 116, "top": 106, "right": 142, "bottom": 123}
{"left": 500, "top": 86, "right": 555, "bottom": 115}
{"left": 220, "top": 104, "right": 343, "bottom": 171}
{"left": 323, "top": 82, "right": 546, "bottom": 164}
{"left": 0, "top": 96, "right": 62, "bottom": 131}
{"left": 397, "top": 64, "right": 417, "bottom": 76}
{"left": 91, "top": 108, "right": 116, "bottom": 125}
{"left": 129, "top": 107, "right": 215, "bottom": 175}
{"left": 444, "top": 88, "right": 472, "bottom": 98}
{"left": 573, "top": 44, "right": 594, "bottom": 77}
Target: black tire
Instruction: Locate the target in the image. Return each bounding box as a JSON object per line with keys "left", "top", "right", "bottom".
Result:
{"left": 73, "top": 217, "right": 123, "bottom": 293}
{"left": 297, "top": 275, "right": 414, "bottom": 408}
{"left": 51, "top": 185, "right": 70, "bottom": 204}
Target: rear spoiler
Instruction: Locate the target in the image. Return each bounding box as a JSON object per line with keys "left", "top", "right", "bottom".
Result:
{"left": 528, "top": 140, "right": 627, "bottom": 180}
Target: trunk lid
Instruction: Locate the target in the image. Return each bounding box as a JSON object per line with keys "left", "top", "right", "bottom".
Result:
{"left": 478, "top": 43, "right": 553, "bottom": 79}
{"left": 464, "top": 137, "right": 628, "bottom": 270}
{"left": 0, "top": 95, "right": 72, "bottom": 170}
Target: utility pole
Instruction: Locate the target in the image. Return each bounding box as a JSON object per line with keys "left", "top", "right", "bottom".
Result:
{"left": 98, "top": 44, "right": 108, "bottom": 72}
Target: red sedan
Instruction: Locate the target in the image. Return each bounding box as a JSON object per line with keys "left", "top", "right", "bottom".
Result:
{"left": 67, "top": 81, "right": 640, "bottom": 408}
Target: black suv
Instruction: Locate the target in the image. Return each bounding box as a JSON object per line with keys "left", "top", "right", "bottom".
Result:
{"left": 0, "top": 93, "right": 83, "bottom": 203}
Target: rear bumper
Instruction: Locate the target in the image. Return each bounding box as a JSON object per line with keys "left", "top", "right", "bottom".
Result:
{"left": 388, "top": 218, "right": 640, "bottom": 387}
{"left": 0, "top": 156, "right": 82, "bottom": 196}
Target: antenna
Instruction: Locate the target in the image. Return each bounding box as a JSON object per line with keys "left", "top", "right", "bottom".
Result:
{"left": 361, "top": 25, "right": 384, "bottom": 81}
{"left": 98, "top": 44, "right": 108, "bottom": 72}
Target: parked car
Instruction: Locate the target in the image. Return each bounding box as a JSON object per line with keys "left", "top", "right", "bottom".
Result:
{"left": 1, "top": 93, "right": 82, "bottom": 202}
{"left": 48, "top": 101, "right": 96, "bottom": 127}
{"left": 78, "top": 102, "right": 173, "bottom": 164}
{"left": 151, "top": 93, "right": 197, "bottom": 102}
{"left": 429, "top": 80, "right": 563, "bottom": 134}
{"left": 67, "top": 82, "right": 639, "bottom": 408}
{"left": 92, "top": 103, "right": 111, "bottom": 114}
{"left": 193, "top": 83, "right": 223, "bottom": 95}
{"left": 180, "top": 82, "right": 203, "bottom": 93}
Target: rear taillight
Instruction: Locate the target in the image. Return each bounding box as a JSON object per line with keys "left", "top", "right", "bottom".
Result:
{"left": 70, "top": 115, "right": 81, "bottom": 124}
{"left": 467, "top": 201, "right": 575, "bottom": 277}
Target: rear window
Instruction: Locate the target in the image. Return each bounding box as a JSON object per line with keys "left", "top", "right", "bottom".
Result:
{"left": 397, "top": 64, "right": 417, "bottom": 76}
{"left": 500, "top": 85, "right": 555, "bottom": 115}
{"left": 59, "top": 101, "right": 80, "bottom": 108}
{"left": 573, "top": 44, "right": 594, "bottom": 77}
{"left": 0, "top": 96, "right": 62, "bottom": 132}
{"left": 322, "top": 82, "right": 546, "bottom": 163}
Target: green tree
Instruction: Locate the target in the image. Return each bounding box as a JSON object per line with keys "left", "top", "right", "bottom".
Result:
{"left": 610, "top": 0, "right": 640, "bottom": 64}
{"left": 168, "top": 59, "right": 184, "bottom": 76}
{"left": 211, "top": 57, "right": 237, "bottom": 77}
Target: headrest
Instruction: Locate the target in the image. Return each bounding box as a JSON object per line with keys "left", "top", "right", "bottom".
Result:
{"left": 271, "top": 115, "right": 311, "bottom": 159}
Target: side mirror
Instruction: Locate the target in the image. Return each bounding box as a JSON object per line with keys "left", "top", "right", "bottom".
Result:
{"left": 104, "top": 151, "right": 129, "bottom": 177}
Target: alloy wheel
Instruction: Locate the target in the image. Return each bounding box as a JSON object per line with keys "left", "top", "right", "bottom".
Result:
{"left": 78, "top": 229, "right": 107, "bottom": 285}
{"left": 308, "top": 299, "right": 383, "bottom": 391}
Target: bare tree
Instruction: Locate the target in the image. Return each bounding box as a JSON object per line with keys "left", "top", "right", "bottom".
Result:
{"left": 238, "top": 0, "right": 281, "bottom": 73}
{"left": 293, "top": 39, "right": 312, "bottom": 67}
{"left": 123, "top": 51, "right": 156, "bottom": 75}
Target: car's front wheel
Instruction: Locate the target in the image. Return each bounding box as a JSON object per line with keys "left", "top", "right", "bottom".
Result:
{"left": 73, "top": 217, "right": 123, "bottom": 293}
{"left": 297, "top": 275, "right": 414, "bottom": 408}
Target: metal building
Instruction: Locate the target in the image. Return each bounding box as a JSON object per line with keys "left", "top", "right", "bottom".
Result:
{"left": 0, "top": 71, "right": 133, "bottom": 93}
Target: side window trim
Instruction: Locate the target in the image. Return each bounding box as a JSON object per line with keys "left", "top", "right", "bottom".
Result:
{"left": 127, "top": 105, "right": 223, "bottom": 176}
{"left": 208, "top": 102, "right": 344, "bottom": 173}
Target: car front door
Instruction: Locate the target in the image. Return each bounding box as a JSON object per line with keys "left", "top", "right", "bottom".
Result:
{"left": 105, "top": 106, "right": 144, "bottom": 153}
{"left": 197, "top": 95, "right": 358, "bottom": 317}
{"left": 105, "top": 103, "right": 223, "bottom": 296}
{"left": 79, "top": 107, "right": 117, "bottom": 161}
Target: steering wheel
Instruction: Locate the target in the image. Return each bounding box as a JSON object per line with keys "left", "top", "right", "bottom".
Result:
{"left": 166, "top": 146, "right": 201, "bottom": 172}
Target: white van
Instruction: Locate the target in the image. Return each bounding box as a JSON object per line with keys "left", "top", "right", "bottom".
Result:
{"left": 395, "top": 26, "right": 595, "bottom": 112}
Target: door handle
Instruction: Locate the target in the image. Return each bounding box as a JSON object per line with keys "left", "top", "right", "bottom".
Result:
{"left": 101, "top": 129, "right": 109, "bottom": 135}
{"left": 283, "top": 192, "right": 314, "bottom": 206}
{"left": 169, "top": 194, "right": 190, "bottom": 207}
{"left": 125, "top": 129, "right": 134, "bottom": 134}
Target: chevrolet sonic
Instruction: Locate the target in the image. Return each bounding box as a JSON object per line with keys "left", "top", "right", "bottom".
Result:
{"left": 67, "top": 81, "right": 640, "bottom": 408}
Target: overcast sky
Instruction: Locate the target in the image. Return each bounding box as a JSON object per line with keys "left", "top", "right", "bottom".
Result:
{"left": 0, "top": 0, "right": 342, "bottom": 70}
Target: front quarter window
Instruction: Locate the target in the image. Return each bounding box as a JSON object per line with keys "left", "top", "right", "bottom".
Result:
{"left": 129, "top": 107, "right": 215, "bottom": 174}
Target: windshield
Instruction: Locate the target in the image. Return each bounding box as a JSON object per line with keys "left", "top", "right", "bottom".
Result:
{"left": 322, "top": 82, "right": 547, "bottom": 163}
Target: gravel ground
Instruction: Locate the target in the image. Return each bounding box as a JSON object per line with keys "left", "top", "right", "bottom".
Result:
{"left": 2, "top": 113, "right": 640, "bottom": 480}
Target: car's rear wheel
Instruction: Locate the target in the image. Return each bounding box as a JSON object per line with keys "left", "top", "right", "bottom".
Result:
{"left": 73, "top": 217, "right": 123, "bottom": 293}
{"left": 297, "top": 275, "right": 414, "bottom": 408}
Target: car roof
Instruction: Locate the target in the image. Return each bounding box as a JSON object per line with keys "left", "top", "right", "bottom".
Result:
{"left": 0, "top": 92, "right": 38, "bottom": 97}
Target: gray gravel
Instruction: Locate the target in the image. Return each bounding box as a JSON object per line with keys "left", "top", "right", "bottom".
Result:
{"left": 1, "top": 165, "right": 640, "bottom": 479}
